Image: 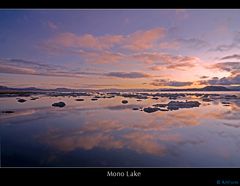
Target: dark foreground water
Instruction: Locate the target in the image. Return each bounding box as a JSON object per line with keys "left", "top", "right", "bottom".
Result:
{"left": 0, "top": 91, "right": 240, "bottom": 167}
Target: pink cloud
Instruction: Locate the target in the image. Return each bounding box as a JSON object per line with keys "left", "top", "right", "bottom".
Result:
{"left": 149, "top": 66, "right": 164, "bottom": 71}
{"left": 47, "top": 32, "right": 124, "bottom": 50}
{"left": 159, "top": 41, "right": 180, "bottom": 49}
{"left": 123, "top": 27, "right": 166, "bottom": 51}
{"left": 44, "top": 27, "right": 165, "bottom": 52}
{"left": 0, "top": 64, "right": 37, "bottom": 75}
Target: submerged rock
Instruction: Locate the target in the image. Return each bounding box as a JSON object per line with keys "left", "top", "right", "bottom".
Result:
{"left": 52, "top": 102, "right": 66, "bottom": 107}
{"left": 143, "top": 107, "right": 159, "bottom": 113}
{"left": 122, "top": 100, "right": 128, "bottom": 104}
{"left": 75, "top": 98, "right": 84, "bottom": 101}
{"left": 17, "top": 99, "right": 27, "bottom": 103}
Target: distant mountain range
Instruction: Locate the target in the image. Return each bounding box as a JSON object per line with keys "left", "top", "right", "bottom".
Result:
{"left": 0, "top": 85, "right": 240, "bottom": 92}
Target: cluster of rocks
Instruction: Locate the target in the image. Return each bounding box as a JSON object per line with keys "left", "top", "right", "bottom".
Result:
{"left": 140, "top": 93, "right": 186, "bottom": 100}
{"left": 121, "top": 93, "right": 148, "bottom": 100}
{"left": 93, "top": 95, "right": 115, "bottom": 99}
{"left": 143, "top": 100, "right": 201, "bottom": 113}
{"left": 167, "top": 101, "right": 201, "bottom": 110}
{"left": 48, "top": 92, "right": 91, "bottom": 97}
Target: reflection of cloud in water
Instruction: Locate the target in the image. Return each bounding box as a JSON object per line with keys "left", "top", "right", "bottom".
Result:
{"left": 223, "top": 123, "right": 240, "bottom": 128}
{"left": 39, "top": 119, "right": 184, "bottom": 156}
{"left": 0, "top": 109, "right": 36, "bottom": 121}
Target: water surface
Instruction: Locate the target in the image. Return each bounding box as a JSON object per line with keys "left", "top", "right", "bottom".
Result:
{"left": 1, "top": 91, "right": 240, "bottom": 167}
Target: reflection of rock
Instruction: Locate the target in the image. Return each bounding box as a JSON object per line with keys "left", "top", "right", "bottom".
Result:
{"left": 75, "top": 98, "right": 84, "bottom": 101}
{"left": 153, "top": 103, "right": 168, "bottom": 107}
{"left": 30, "top": 97, "right": 39, "bottom": 100}
{"left": 52, "top": 102, "right": 66, "bottom": 107}
{"left": 143, "top": 107, "right": 159, "bottom": 113}
{"left": 91, "top": 98, "right": 98, "bottom": 101}
{"left": 167, "top": 101, "right": 201, "bottom": 110}
{"left": 159, "top": 108, "right": 168, "bottom": 111}
{"left": 17, "top": 99, "right": 27, "bottom": 103}
{"left": 152, "top": 97, "right": 159, "bottom": 100}
{"left": 202, "top": 98, "right": 213, "bottom": 102}
{"left": 224, "top": 95, "right": 238, "bottom": 99}
{"left": 122, "top": 100, "right": 128, "bottom": 104}
{"left": 132, "top": 107, "right": 139, "bottom": 110}
{"left": 221, "top": 101, "right": 230, "bottom": 106}
{"left": 1, "top": 110, "right": 14, "bottom": 114}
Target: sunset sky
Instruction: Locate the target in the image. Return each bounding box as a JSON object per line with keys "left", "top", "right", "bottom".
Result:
{"left": 0, "top": 9, "right": 240, "bottom": 89}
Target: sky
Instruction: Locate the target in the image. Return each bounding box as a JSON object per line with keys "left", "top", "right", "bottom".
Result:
{"left": 0, "top": 9, "right": 240, "bottom": 89}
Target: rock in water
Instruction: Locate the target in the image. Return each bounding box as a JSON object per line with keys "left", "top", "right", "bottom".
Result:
{"left": 52, "top": 102, "right": 66, "bottom": 107}
{"left": 75, "top": 98, "right": 84, "bottom": 101}
{"left": 143, "top": 107, "right": 159, "bottom": 113}
{"left": 167, "top": 101, "right": 200, "bottom": 110}
{"left": 122, "top": 100, "right": 128, "bottom": 104}
{"left": 17, "top": 99, "right": 27, "bottom": 103}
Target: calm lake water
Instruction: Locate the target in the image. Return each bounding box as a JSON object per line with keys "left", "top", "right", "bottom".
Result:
{"left": 1, "top": 91, "right": 240, "bottom": 167}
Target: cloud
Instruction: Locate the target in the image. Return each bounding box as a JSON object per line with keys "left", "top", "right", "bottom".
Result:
{"left": 200, "top": 76, "right": 209, "bottom": 79}
{"left": 0, "top": 58, "right": 99, "bottom": 78}
{"left": 149, "top": 66, "right": 164, "bottom": 71}
{"left": 0, "top": 64, "right": 36, "bottom": 75}
{"left": 45, "top": 32, "right": 124, "bottom": 50}
{"left": 199, "top": 75, "right": 240, "bottom": 86}
{"left": 123, "top": 27, "right": 165, "bottom": 51}
{"left": 211, "top": 31, "right": 240, "bottom": 52}
{"left": 42, "top": 27, "right": 199, "bottom": 69}
{"left": 105, "top": 72, "right": 152, "bottom": 79}
{"left": 199, "top": 62, "right": 240, "bottom": 86}
{"left": 212, "top": 62, "right": 240, "bottom": 75}
{"left": 212, "top": 44, "right": 238, "bottom": 52}
{"left": 166, "top": 60, "right": 196, "bottom": 70}
{"left": 44, "top": 27, "right": 165, "bottom": 52}
{"left": 131, "top": 52, "right": 198, "bottom": 66}
{"left": 220, "top": 54, "right": 240, "bottom": 60}
{"left": 150, "top": 79, "right": 193, "bottom": 87}
{"left": 80, "top": 50, "right": 126, "bottom": 64}
{"left": 47, "top": 21, "right": 58, "bottom": 30}
{"left": 177, "top": 38, "right": 209, "bottom": 49}
{"left": 0, "top": 58, "right": 155, "bottom": 80}
{"left": 159, "top": 41, "right": 180, "bottom": 49}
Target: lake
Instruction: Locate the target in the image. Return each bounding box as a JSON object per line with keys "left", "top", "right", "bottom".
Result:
{"left": 0, "top": 91, "right": 240, "bottom": 167}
